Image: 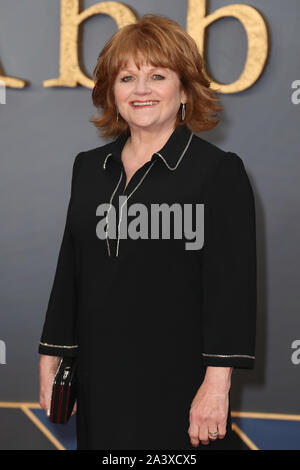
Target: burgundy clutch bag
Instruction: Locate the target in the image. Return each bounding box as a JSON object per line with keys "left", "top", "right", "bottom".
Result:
{"left": 49, "top": 356, "right": 78, "bottom": 424}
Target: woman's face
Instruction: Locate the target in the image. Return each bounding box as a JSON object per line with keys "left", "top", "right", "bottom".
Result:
{"left": 113, "top": 55, "right": 187, "bottom": 131}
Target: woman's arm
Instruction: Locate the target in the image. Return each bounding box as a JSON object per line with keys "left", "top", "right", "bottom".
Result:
{"left": 199, "top": 152, "right": 257, "bottom": 369}
{"left": 38, "top": 152, "right": 84, "bottom": 417}
{"left": 189, "top": 151, "right": 257, "bottom": 446}
{"left": 204, "top": 366, "right": 233, "bottom": 389}
{"left": 38, "top": 152, "right": 84, "bottom": 357}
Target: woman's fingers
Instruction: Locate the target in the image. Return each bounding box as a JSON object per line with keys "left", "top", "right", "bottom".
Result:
{"left": 189, "top": 423, "right": 217, "bottom": 446}
{"left": 207, "top": 423, "right": 219, "bottom": 441}
{"left": 189, "top": 406, "right": 228, "bottom": 445}
{"left": 188, "top": 421, "right": 211, "bottom": 446}
{"left": 188, "top": 421, "right": 200, "bottom": 447}
{"left": 189, "top": 420, "right": 225, "bottom": 446}
{"left": 199, "top": 425, "right": 210, "bottom": 445}
{"left": 207, "top": 417, "right": 220, "bottom": 441}
{"left": 39, "top": 389, "right": 52, "bottom": 416}
{"left": 216, "top": 420, "right": 227, "bottom": 439}
{"left": 199, "top": 420, "right": 216, "bottom": 445}
{"left": 39, "top": 373, "right": 56, "bottom": 416}
{"left": 39, "top": 356, "right": 61, "bottom": 416}
{"left": 39, "top": 385, "right": 51, "bottom": 412}
{"left": 71, "top": 400, "right": 77, "bottom": 415}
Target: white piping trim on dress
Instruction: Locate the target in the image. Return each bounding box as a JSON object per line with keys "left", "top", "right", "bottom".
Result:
{"left": 103, "top": 153, "right": 112, "bottom": 169}
{"left": 102, "top": 132, "right": 194, "bottom": 171}
{"left": 105, "top": 170, "right": 124, "bottom": 256}
{"left": 116, "top": 161, "right": 157, "bottom": 257}
{"left": 154, "top": 132, "right": 194, "bottom": 170}
{"left": 39, "top": 341, "right": 78, "bottom": 349}
{"left": 201, "top": 352, "right": 255, "bottom": 360}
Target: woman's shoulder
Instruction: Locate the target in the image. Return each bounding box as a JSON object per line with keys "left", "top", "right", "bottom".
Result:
{"left": 72, "top": 139, "right": 117, "bottom": 170}
{"left": 191, "top": 134, "right": 245, "bottom": 183}
{"left": 192, "top": 135, "right": 254, "bottom": 203}
{"left": 82, "top": 140, "right": 116, "bottom": 156}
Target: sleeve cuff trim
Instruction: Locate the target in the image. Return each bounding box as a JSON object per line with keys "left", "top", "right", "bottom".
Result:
{"left": 39, "top": 341, "right": 78, "bottom": 349}
{"left": 202, "top": 352, "right": 255, "bottom": 359}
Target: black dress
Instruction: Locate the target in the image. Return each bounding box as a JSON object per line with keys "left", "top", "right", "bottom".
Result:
{"left": 38, "top": 124, "right": 257, "bottom": 450}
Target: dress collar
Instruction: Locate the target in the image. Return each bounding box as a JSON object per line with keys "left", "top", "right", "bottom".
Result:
{"left": 102, "top": 124, "right": 194, "bottom": 171}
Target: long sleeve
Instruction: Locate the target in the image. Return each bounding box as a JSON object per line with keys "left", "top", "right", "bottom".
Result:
{"left": 38, "top": 152, "right": 84, "bottom": 357}
{"left": 200, "top": 152, "right": 257, "bottom": 369}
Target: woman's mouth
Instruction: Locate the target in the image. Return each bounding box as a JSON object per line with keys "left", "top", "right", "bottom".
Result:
{"left": 130, "top": 100, "right": 160, "bottom": 108}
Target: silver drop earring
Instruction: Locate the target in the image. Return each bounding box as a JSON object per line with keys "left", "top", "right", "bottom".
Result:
{"left": 116, "top": 108, "right": 119, "bottom": 122}
{"left": 181, "top": 103, "right": 186, "bottom": 121}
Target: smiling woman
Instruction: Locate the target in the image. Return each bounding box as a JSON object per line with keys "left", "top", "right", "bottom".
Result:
{"left": 90, "top": 14, "right": 222, "bottom": 138}
{"left": 39, "top": 13, "right": 256, "bottom": 451}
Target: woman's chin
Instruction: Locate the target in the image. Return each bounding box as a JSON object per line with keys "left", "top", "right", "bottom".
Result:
{"left": 127, "top": 117, "right": 161, "bottom": 128}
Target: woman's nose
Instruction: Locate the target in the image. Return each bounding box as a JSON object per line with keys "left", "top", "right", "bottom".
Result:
{"left": 134, "top": 77, "right": 151, "bottom": 92}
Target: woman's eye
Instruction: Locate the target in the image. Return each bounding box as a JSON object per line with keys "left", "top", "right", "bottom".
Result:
{"left": 120, "top": 74, "right": 165, "bottom": 82}
{"left": 121, "top": 76, "right": 132, "bottom": 82}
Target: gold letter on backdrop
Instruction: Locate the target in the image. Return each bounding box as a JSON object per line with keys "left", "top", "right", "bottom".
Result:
{"left": 0, "top": 68, "right": 27, "bottom": 88}
{"left": 187, "top": 0, "right": 269, "bottom": 93}
{"left": 43, "top": 0, "right": 137, "bottom": 88}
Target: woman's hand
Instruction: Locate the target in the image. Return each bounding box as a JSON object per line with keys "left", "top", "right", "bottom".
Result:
{"left": 39, "top": 355, "right": 61, "bottom": 417}
{"left": 188, "top": 367, "right": 232, "bottom": 447}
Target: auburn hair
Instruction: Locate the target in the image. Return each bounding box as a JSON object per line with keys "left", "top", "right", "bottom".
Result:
{"left": 90, "top": 13, "right": 223, "bottom": 139}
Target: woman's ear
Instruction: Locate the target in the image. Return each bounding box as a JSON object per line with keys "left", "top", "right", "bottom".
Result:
{"left": 180, "top": 87, "right": 188, "bottom": 105}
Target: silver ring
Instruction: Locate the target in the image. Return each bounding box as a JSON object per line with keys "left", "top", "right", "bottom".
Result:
{"left": 208, "top": 431, "right": 219, "bottom": 438}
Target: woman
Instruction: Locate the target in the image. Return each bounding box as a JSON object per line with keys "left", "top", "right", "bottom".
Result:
{"left": 39, "top": 14, "right": 257, "bottom": 450}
